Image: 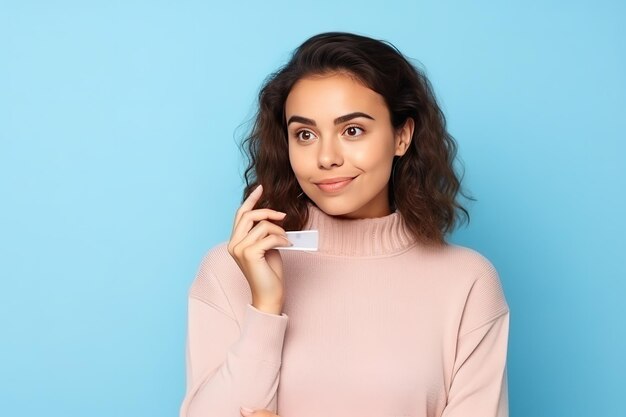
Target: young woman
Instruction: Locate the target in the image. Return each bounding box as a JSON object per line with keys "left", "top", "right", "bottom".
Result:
{"left": 179, "top": 32, "right": 510, "bottom": 417}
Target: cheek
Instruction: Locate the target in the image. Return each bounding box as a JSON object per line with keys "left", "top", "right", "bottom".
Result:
{"left": 350, "top": 143, "right": 391, "bottom": 172}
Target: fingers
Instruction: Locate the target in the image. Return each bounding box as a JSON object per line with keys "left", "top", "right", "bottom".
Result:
{"left": 231, "top": 222, "right": 290, "bottom": 261}
{"left": 235, "top": 220, "right": 289, "bottom": 252}
{"left": 237, "top": 184, "right": 286, "bottom": 226}
{"left": 228, "top": 184, "right": 288, "bottom": 259}
{"left": 230, "top": 210, "right": 288, "bottom": 253}
{"left": 234, "top": 208, "right": 287, "bottom": 236}
{"left": 235, "top": 184, "right": 263, "bottom": 227}
{"left": 242, "top": 234, "right": 292, "bottom": 261}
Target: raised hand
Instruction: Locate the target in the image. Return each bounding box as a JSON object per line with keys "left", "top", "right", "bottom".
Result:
{"left": 227, "top": 184, "right": 292, "bottom": 315}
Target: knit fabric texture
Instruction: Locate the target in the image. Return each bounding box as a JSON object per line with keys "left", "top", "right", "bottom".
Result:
{"left": 179, "top": 201, "right": 510, "bottom": 417}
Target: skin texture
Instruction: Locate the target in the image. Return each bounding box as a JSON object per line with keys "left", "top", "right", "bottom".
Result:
{"left": 286, "top": 71, "right": 414, "bottom": 219}
{"left": 240, "top": 73, "right": 415, "bottom": 416}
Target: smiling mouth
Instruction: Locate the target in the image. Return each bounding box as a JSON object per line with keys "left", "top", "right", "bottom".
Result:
{"left": 315, "top": 176, "right": 356, "bottom": 192}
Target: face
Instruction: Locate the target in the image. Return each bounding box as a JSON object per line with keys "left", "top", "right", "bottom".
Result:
{"left": 285, "top": 71, "right": 414, "bottom": 219}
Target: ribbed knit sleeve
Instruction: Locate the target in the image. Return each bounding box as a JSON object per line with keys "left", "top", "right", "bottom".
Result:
{"left": 441, "top": 260, "right": 510, "bottom": 417}
{"left": 178, "top": 253, "right": 289, "bottom": 417}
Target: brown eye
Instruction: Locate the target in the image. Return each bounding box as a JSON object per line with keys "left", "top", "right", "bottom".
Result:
{"left": 296, "top": 130, "right": 316, "bottom": 142}
{"left": 344, "top": 126, "right": 364, "bottom": 137}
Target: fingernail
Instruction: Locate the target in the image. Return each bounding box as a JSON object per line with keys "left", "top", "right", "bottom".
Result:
{"left": 253, "top": 184, "right": 263, "bottom": 193}
{"left": 278, "top": 212, "right": 287, "bottom": 217}
{"left": 240, "top": 406, "right": 254, "bottom": 416}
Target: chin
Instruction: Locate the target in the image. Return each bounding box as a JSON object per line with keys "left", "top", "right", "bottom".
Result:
{"left": 311, "top": 198, "right": 361, "bottom": 217}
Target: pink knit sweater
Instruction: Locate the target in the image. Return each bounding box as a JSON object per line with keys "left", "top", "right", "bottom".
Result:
{"left": 179, "top": 202, "right": 510, "bottom": 417}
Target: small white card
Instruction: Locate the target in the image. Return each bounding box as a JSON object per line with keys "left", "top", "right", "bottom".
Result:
{"left": 276, "top": 230, "right": 319, "bottom": 251}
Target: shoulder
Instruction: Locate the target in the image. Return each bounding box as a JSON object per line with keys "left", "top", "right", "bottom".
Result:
{"left": 417, "top": 242, "right": 501, "bottom": 284}
{"left": 195, "top": 240, "right": 237, "bottom": 277}
{"left": 440, "top": 243, "right": 510, "bottom": 335}
{"left": 445, "top": 243, "right": 497, "bottom": 271}
{"left": 451, "top": 244, "right": 504, "bottom": 291}
{"left": 187, "top": 241, "right": 250, "bottom": 319}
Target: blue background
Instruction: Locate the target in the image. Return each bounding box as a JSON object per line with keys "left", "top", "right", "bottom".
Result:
{"left": 1, "top": 1, "right": 624, "bottom": 416}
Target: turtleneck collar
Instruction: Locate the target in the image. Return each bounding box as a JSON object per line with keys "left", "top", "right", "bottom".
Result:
{"left": 301, "top": 201, "right": 419, "bottom": 257}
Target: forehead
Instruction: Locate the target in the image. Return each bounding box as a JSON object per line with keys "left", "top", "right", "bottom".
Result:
{"left": 284, "top": 72, "right": 387, "bottom": 118}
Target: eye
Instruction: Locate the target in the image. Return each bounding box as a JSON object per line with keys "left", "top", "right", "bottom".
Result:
{"left": 294, "top": 129, "right": 317, "bottom": 142}
{"left": 344, "top": 125, "right": 365, "bottom": 137}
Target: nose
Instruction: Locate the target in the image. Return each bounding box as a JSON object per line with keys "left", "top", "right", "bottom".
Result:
{"left": 317, "top": 137, "right": 344, "bottom": 169}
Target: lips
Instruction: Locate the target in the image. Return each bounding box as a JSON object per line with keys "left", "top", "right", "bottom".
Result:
{"left": 315, "top": 177, "right": 356, "bottom": 192}
{"left": 315, "top": 176, "right": 356, "bottom": 184}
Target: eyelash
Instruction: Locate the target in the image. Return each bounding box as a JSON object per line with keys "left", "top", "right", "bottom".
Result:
{"left": 293, "top": 125, "right": 365, "bottom": 142}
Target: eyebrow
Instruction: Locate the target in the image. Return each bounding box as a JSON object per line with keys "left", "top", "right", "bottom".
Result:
{"left": 286, "top": 112, "right": 375, "bottom": 127}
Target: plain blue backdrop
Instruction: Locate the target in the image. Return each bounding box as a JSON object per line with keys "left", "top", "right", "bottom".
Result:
{"left": 1, "top": 1, "right": 624, "bottom": 416}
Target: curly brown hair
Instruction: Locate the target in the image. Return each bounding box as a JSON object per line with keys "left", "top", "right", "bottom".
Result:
{"left": 238, "top": 31, "right": 475, "bottom": 246}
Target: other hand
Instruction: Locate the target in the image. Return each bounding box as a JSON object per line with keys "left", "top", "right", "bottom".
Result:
{"left": 240, "top": 406, "right": 280, "bottom": 417}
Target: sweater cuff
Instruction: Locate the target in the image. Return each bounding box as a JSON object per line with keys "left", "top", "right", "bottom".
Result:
{"left": 230, "top": 303, "right": 289, "bottom": 365}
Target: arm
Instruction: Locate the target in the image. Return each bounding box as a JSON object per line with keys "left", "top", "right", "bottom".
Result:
{"left": 179, "top": 257, "right": 288, "bottom": 417}
{"left": 442, "top": 259, "right": 511, "bottom": 417}
{"left": 441, "top": 310, "right": 510, "bottom": 417}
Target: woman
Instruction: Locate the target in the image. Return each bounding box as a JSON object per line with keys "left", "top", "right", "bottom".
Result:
{"left": 179, "top": 32, "right": 510, "bottom": 417}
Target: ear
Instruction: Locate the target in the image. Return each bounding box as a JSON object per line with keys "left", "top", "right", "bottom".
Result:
{"left": 394, "top": 117, "right": 415, "bottom": 157}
